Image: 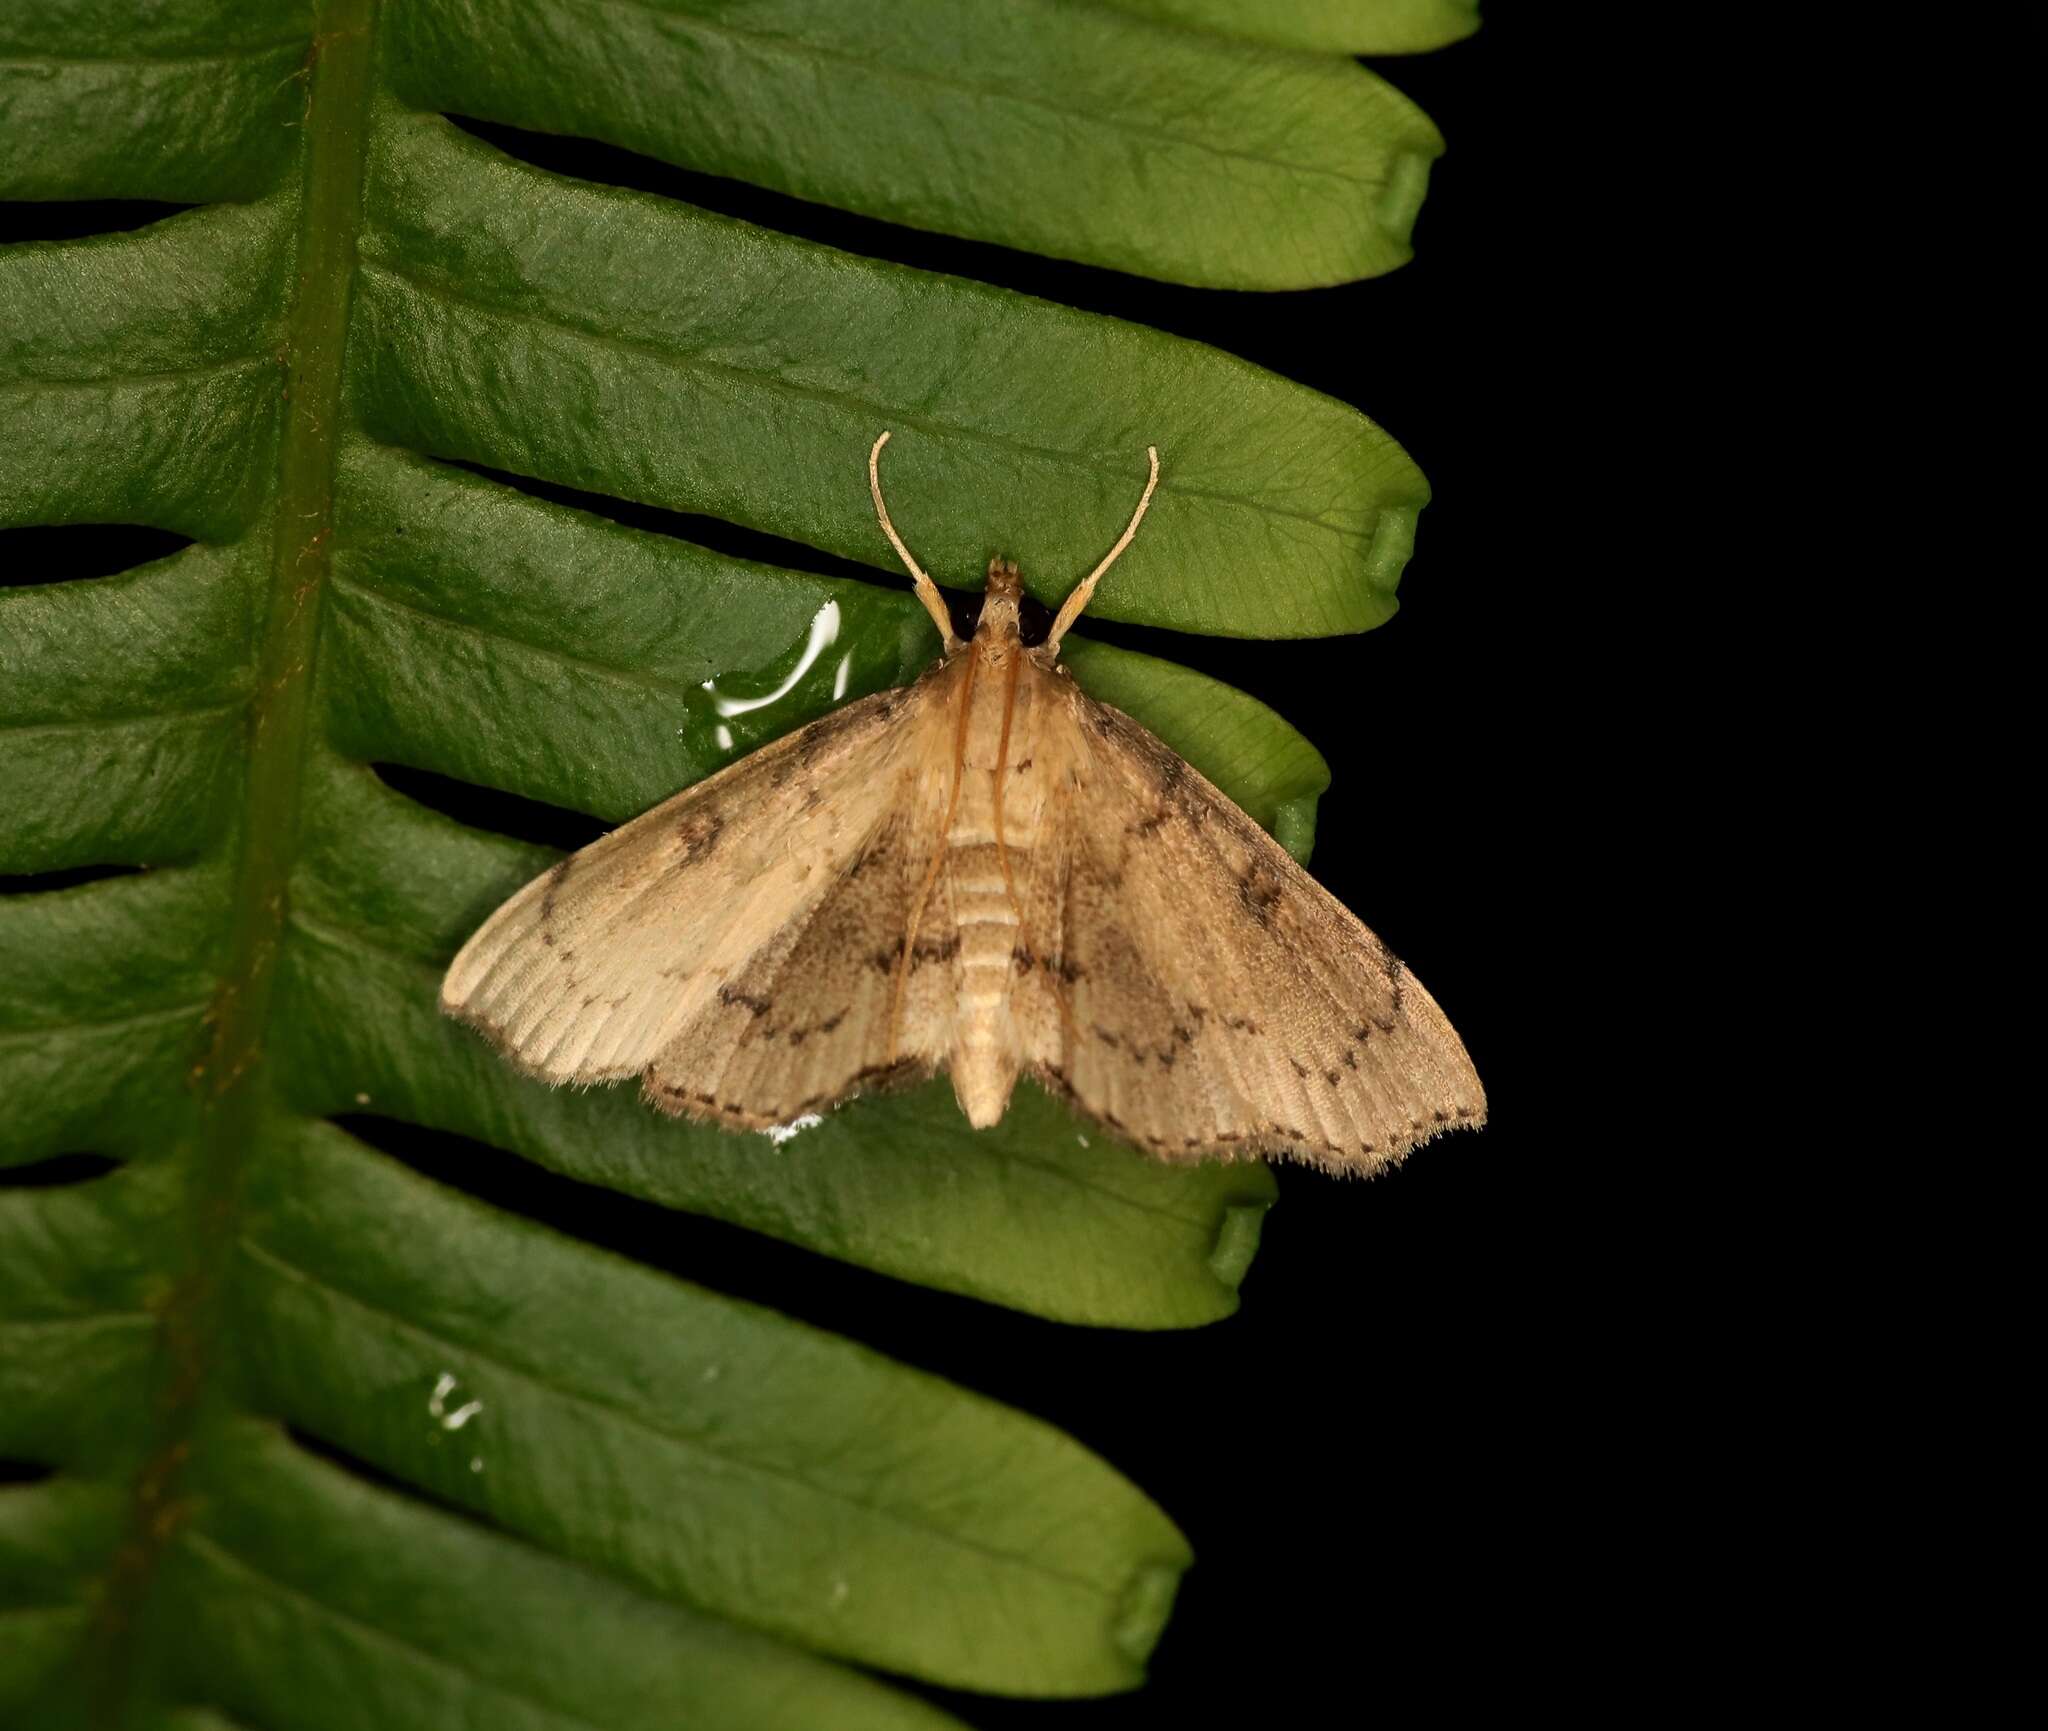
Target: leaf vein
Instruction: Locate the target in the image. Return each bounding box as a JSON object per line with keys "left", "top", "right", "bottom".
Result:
{"left": 179, "top": 1529, "right": 613, "bottom": 1731}
{"left": 284, "top": 907, "right": 1214, "bottom": 1232}
{"left": 0, "top": 1309, "right": 156, "bottom": 1331}
{"left": 361, "top": 259, "right": 1375, "bottom": 544}
{"left": 557, "top": 0, "right": 1391, "bottom": 187}
{"left": 329, "top": 567, "right": 710, "bottom": 704}
{"left": 0, "top": 41, "right": 306, "bottom": 71}
{"left": 0, "top": 353, "right": 273, "bottom": 395}
{"left": 0, "top": 998, "right": 210, "bottom": 1047}
{"left": 237, "top": 1234, "right": 1112, "bottom": 1597}
{"left": 0, "top": 697, "right": 245, "bottom": 743}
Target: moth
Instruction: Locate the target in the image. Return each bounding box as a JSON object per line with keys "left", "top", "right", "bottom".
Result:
{"left": 442, "top": 434, "right": 1484, "bottom": 1172}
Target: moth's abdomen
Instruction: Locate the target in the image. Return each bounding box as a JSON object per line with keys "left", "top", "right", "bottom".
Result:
{"left": 942, "top": 838, "right": 1025, "bottom": 1127}
{"left": 947, "top": 843, "right": 1020, "bottom": 973}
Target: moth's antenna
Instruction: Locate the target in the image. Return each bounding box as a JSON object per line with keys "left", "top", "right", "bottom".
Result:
{"left": 1044, "top": 446, "right": 1160, "bottom": 656}
{"left": 869, "top": 431, "right": 962, "bottom": 651}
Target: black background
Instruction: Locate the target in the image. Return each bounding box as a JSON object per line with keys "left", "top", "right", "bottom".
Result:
{"left": 434, "top": 13, "right": 1597, "bottom": 1719}
{"left": 699, "top": 17, "right": 1585, "bottom": 1722}
{"left": 914, "top": 20, "right": 1583, "bottom": 1722}
{"left": 4, "top": 7, "right": 1611, "bottom": 1724}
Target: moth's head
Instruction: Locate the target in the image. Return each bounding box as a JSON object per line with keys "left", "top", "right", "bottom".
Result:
{"left": 968, "top": 558, "right": 1055, "bottom": 653}
{"left": 972, "top": 557, "right": 1025, "bottom": 649}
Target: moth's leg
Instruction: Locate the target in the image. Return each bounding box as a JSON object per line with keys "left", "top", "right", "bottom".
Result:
{"left": 1044, "top": 446, "right": 1160, "bottom": 656}
{"left": 869, "top": 431, "right": 962, "bottom": 651}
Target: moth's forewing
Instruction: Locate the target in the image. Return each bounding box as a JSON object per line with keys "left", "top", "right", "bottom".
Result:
{"left": 1008, "top": 677, "right": 1485, "bottom": 1172}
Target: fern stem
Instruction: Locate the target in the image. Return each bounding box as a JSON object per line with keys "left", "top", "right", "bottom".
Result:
{"left": 84, "top": 1, "right": 379, "bottom": 1716}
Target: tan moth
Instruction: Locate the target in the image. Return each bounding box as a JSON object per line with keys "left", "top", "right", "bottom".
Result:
{"left": 442, "top": 434, "right": 1485, "bottom": 1172}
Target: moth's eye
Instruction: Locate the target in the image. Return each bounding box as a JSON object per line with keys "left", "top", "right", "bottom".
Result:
{"left": 1016, "top": 593, "right": 1054, "bottom": 648}
{"left": 946, "top": 590, "right": 984, "bottom": 640}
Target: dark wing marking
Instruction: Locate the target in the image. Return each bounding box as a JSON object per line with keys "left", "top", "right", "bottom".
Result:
{"left": 1020, "top": 693, "right": 1485, "bottom": 1173}
{"left": 442, "top": 679, "right": 946, "bottom": 1094}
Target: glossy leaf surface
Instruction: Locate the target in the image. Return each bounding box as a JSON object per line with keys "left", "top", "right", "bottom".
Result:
{"left": 1, "top": 0, "right": 1445, "bottom": 1720}
{"left": 1104, "top": 0, "right": 1482, "bottom": 56}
